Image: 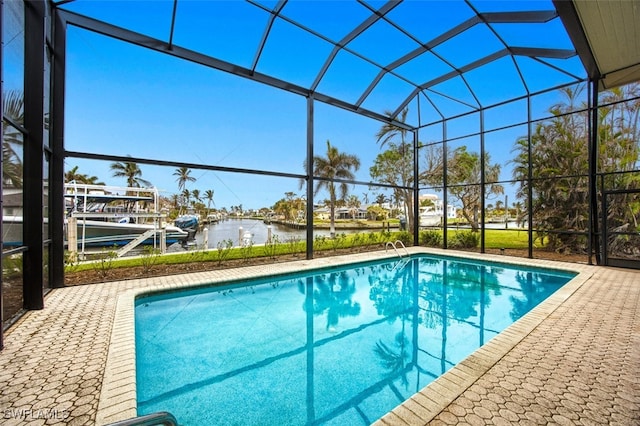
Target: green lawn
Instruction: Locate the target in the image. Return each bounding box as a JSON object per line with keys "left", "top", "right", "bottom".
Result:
{"left": 476, "top": 229, "right": 530, "bottom": 249}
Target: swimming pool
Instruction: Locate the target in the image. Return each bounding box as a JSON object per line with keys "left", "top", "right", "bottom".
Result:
{"left": 135, "top": 254, "right": 575, "bottom": 425}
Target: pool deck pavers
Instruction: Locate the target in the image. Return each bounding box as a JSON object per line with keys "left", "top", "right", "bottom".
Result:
{"left": 0, "top": 248, "right": 638, "bottom": 425}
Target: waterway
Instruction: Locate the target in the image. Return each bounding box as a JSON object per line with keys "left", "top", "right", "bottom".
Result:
{"left": 184, "top": 218, "right": 523, "bottom": 250}
{"left": 193, "top": 218, "right": 357, "bottom": 249}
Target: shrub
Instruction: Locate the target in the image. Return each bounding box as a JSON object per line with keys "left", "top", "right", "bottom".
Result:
{"left": 419, "top": 230, "right": 442, "bottom": 247}
{"left": 263, "top": 234, "right": 280, "bottom": 260}
{"left": 313, "top": 235, "right": 327, "bottom": 251}
{"left": 240, "top": 240, "right": 253, "bottom": 263}
{"left": 92, "top": 247, "right": 117, "bottom": 281}
{"left": 449, "top": 231, "right": 479, "bottom": 249}
{"left": 351, "top": 232, "right": 363, "bottom": 248}
{"left": 64, "top": 250, "right": 80, "bottom": 273}
{"left": 2, "top": 255, "right": 23, "bottom": 280}
{"left": 140, "top": 246, "right": 161, "bottom": 274}
{"left": 330, "top": 233, "right": 347, "bottom": 251}
{"left": 395, "top": 231, "right": 412, "bottom": 245}
{"left": 367, "top": 232, "right": 379, "bottom": 244}
{"left": 285, "top": 236, "right": 303, "bottom": 256}
{"left": 213, "top": 239, "right": 233, "bottom": 266}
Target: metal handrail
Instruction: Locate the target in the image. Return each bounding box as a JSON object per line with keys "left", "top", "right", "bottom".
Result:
{"left": 394, "top": 240, "right": 409, "bottom": 256}
{"left": 104, "top": 411, "right": 178, "bottom": 426}
{"left": 385, "top": 241, "right": 401, "bottom": 257}
{"left": 385, "top": 240, "right": 409, "bottom": 258}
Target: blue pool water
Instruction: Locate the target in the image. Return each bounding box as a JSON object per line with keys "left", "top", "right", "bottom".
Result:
{"left": 135, "top": 255, "right": 575, "bottom": 425}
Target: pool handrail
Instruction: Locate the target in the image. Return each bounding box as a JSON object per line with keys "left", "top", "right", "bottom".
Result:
{"left": 104, "top": 411, "right": 178, "bottom": 426}
{"left": 386, "top": 240, "right": 409, "bottom": 257}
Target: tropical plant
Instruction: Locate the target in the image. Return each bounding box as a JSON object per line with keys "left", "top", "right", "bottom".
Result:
{"left": 375, "top": 193, "right": 388, "bottom": 206}
{"left": 173, "top": 166, "right": 195, "bottom": 193}
{"left": 419, "top": 230, "right": 442, "bottom": 247}
{"left": 204, "top": 189, "right": 215, "bottom": 213}
{"left": 140, "top": 246, "right": 161, "bottom": 274}
{"left": 263, "top": 234, "right": 280, "bottom": 260}
{"left": 91, "top": 247, "right": 117, "bottom": 280}
{"left": 303, "top": 140, "right": 360, "bottom": 238}
{"left": 376, "top": 107, "right": 409, "bottom": 148}
{"left": 213, "top": 239, "right": 233, "bottom": 266}
{"left": 370, "top": 141, "right": 415, "bottom": 229}
{"left": 64, "top": 165, "right": 104, "bottom": 185}
{"left": 2, "top": 90, "right": 24, "bottom": 187}
{"left": 374, "top": 108, "right": 416, "bottom": 230}
{"left": 448, "top": 230, "right": 480, "bottom": 249}
{"left": 346, "top": 194, "right": 361, "bottom": 219}
{"left": 110, "top": 160, "right": 151, "bottom": 188}
{"left": 273, "top": 192, "right": 305, "bottom": 222}
{"left": 285, "top": 236, "right": 303, "bottom": 256}
{"left": 181, "top": 189, "right": 191, "bottom": 211}
{"left": 420, "top": 144, "right": 503, "bottom": 231}
{"left": 447, "top": 147, "right": 503, "bottom": 231}
{"left": 191, "top": 189, "right": 201, "bottom": 210}
{"left": 395, "top": 230, "right": 412, "bottom": 245}
{"left": 240, "top": 238, "right": 253, "bottom": 263}
{"left": 170, "top": 193, "right": 180, "bottom": 210}
{"left": 511, "top": 83, "right": 640, "bottom": 253}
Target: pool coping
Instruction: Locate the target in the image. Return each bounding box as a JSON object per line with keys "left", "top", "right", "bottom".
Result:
{"left": 95, "top": 248, "right": 593, "bottom": 425}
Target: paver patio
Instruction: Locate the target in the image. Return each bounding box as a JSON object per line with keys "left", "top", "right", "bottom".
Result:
{"left": 0, "top": 249, "right": 638, "bottom": 425}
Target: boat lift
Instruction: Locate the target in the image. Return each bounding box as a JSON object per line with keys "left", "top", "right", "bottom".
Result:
{"left": 65, "top": 182, "right": 173, "bottom": 259}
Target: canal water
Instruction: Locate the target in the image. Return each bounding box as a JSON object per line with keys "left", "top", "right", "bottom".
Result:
{"left": 189, "top": 219, "right": 524, "bottom": 250}
{"left": 192, "top": 218, "right": 358, "bottom": 249}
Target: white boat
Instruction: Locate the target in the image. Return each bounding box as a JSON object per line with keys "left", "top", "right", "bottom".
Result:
{"left": 205, "top": 213, "right": 221, "bottom": 224}
{"left": 68, "top": 216, "right": 189, "bottom": 247}
{"left": 419, "top": 208, "right": 443, "bottom": 227}
{"left": 174, "top": 213, "right": 199, "bottom": 231}
{"left": 65, "top": 182, "right": 190, "bottom": 250}
{"left": 418, "top": 194, "right": 457, "bottom": 227}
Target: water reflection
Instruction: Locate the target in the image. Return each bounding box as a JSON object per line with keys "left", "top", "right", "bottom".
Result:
{"left": 136, "top": 255, "right": 572, "bottom": 425}
{"left": 303, "top": 271, "right": 361, "bottom": 332}
{"left": 374, "top": 331, "right": 410, "bottom": 388}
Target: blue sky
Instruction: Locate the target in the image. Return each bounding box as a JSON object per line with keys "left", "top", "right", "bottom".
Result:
{"left": 59, "top": 0, "right": 586, "bottom": 210}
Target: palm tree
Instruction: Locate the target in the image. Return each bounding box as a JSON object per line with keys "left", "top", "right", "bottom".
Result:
{"left": 304, "top": 140, "right": 360, "bottom": 238}
{"left": 2, "top": 90, "right": 24, "bottom": 187}
{"left": 64, "top": 165, "right": 104, "bottom": 185}
{"left": 204, "top": 189, "right": 215, "bottom": 214}
{"left": 346, "top": 194, "right": 361, "bottom": 219}
{"left": 170, "top": 193, "right": 180, "bottom": 211}
{"left": 375, "top": 107, "right": 409, "bottom": 148}
{"left": 181, "top": 189, "right": 191, "bottom": 211}
{"left": 191, "top": 189, "right": 201, "bottom": 210}
{"left": 110, "top": 160, "right": 151, "bottom": 188}
{"left": 173, "top": 166, "right": 195, "bottom": 193}
{"left": 375, "top": 108, "right": 416, "bottom": 229}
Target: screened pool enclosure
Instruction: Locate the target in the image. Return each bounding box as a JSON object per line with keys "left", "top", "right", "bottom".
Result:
{"left": 2, "top": 0, "right": 640, "bottom": 349}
